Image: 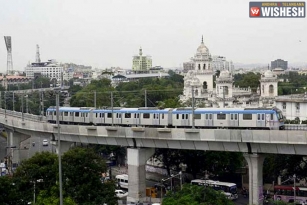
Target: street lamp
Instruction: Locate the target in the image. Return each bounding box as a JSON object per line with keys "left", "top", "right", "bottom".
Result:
{"left": 56, "top": 91, "right": 64, "bottom": 205}
{"left": 32, "top": 179, "right": 43, "bottom": 204}
{"left": 293, "top": 174, "right": 296, "bottom": 203}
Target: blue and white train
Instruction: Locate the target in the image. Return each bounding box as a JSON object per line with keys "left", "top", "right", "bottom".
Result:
{"left": 46, "top": 107, "right": 285, "bottom": 130}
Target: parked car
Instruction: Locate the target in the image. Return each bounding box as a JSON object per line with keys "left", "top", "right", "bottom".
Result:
{"left": 115, "top": 189, "right": 128, "bottom": 198}
{"left": 42, "top": 139, "right": 48, "bottom": 146}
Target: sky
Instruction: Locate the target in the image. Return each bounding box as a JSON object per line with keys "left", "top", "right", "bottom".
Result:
{"left": 0, "top": 0, "right": 306, "bottom": 72}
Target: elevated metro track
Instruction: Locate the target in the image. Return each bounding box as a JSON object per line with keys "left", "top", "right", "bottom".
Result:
{"left": 0, "top": 108, "right": 307, "bottom": 155}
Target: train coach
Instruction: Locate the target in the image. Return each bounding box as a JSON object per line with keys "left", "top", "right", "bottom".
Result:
{"left": 46, "top": 106, "right": 285, "bottom": 130}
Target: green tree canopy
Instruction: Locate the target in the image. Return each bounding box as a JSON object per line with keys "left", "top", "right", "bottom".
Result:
{"left": 62, "top": 147, "right": 117, "bottom": 205}
{"left": 162, "top": 184, "right": 235, "bottom": 205}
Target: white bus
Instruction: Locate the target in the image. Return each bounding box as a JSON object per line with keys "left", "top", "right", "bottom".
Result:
{"left": 116, "top": 174, "right": 128, "bottom": 189}
{"left": 191, "top": 179, "right": 238, "bottom": 200}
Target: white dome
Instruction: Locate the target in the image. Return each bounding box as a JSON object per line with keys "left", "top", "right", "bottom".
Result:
{"left": 264, "top": 70, "right": 274, "bottom": 77}
{"left": 220, "top": 70, "right": 230, "bottom": 78}
{"left": 197, "top": 42, "right": 209, "bottom": 54}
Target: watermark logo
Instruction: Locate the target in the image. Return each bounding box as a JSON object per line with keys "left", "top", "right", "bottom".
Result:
{"left": 249, "top": 2, "right": 305, "bottom": 18}
{"left": 250, "top": 7, "right": 261, "bottom": 16}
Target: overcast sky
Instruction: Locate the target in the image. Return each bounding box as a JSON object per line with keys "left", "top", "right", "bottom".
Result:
{"left": 0, "top": 0, "right": 306, "bottom": 72}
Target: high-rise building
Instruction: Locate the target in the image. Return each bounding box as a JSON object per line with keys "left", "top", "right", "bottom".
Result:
{"left": 271, "top": 59, "right": 288, "bottom": 70}
{"left": 132, "top": 47, "right": 152, "bottom": 71}
{"left": 212, "top": 56, "right": 234, "bottom": 72}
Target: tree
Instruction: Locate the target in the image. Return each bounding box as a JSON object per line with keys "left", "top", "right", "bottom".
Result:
{"left": 62, "top": 147, "right": 117, "bottom": 205}
{"left": 233, "top": 72, "right": 261, "bottom": 91}
{"left": 13, "top": 152, "right": 59, "bottom": 203}
{"left": 162, "top": 184, "right": 234, "bottom": 205}
{"left": 0, "top": 176, "right": 20, "bottom": 204}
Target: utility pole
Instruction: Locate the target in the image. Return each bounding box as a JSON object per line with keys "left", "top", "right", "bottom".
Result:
{"left": 223, "top": 86, "right": 225, "bottom": 108}
{"left": 4, "top": 91, "right": 7, "bottom": 118}
{"left": 191, "top": 86, "right": 195, "bottom": 129}
{"left": 21, "top": 94, "right": 24, "bottom": 121}
{"left": 144, "top": 89, "right": 147, "bottom": 107}
{"left": 94, "top": 91, "right": 97, "bottom": 108}
{"left": 111, "top": 92, "right": 114, "bottom": 126}
{"left": 26, "top": 95, "right": 29, "bottom": 113}
{"left": 41, "top": 91, "right": 44, "bottom": 116}
{"left": 56, "top": 92, "right": 64, "bottom": 205}
{"left": 293, "top": 174, "right": 296, "bottom": 203}
{"left": 12, "top": 91, "right": 15, "bottom": 111}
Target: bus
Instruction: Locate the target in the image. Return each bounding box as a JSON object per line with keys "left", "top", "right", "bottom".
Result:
{"left": 274, "top": 185, "right": 307, "bottom": 204}
{"left": 115, "top": 174, "right": 128, "bottom": 189}
{"left": 191, "top": 179, "right": 238, "bottom": 200}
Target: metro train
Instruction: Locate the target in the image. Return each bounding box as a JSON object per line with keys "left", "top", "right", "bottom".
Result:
{"left": 46, "top": 106, "right": 285, "bottom": 130}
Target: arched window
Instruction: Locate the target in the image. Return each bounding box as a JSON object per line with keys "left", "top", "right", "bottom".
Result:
{"left": 269, "top": 85, "right": 274, "bottom": 95}
{"left": 198, "top": 64, "right": 201, "bottom": 70}
{"left": 203, "top": 64, "right": 206, "bottom": 70}
{"left": 224, "top": 86, "right": 229, "bottom": 96}
{"left": 195, "top": 89, "right": 198, "bottom": 96}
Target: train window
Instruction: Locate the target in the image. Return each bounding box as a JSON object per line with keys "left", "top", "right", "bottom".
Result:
{"left": 194, "top": 114, "right": 201, "bottom": 119}
{"left": 107, "top": 113, "right": 112, "bottom": 118}
{"left": 209, "top": 114, "right": 212, "bottom": 120}
{"left": 100, "top": 113, "right": 104, "bottom": 118}
{"left": 75, "top": 112, "right": 79, "bottom": 117}
{"left": 125, "top": 113, "right": 131, "bottom": 118}
{"left": 243, "top": 114, "right": 252, "bottom": 120}
{"left": 186, "top": 114, "right": 188, "bottom": 119}
{"left": 134, "top": 113, "right": 139, "bottom": 118}
{"left": 217, "top": 114, "right": 226, "bottom": 120}
{"left": 258, "top": 114, "right": 260, "bottom": 120}
{"left": 271, "top": 114, "right": 273, "bottom": 120}
{"left": 162, "top": 114, "right": 164, "bottom": 119}
{"left": 231, "top": 114, "right": 233, "bottom": 120}
{"left": 143, "top": 113, "right": 150, "bottom": 119}
{"left": 262, "top": 114, "right": 264, "bottom": 120}
{"left": 176, "top": 114, "right": 179, "bottom": 119}
{"left": 63, "top": 112, "right": 68, "bottom": 116}
{"left": 81, "top": 113, "right": 84, "bottom": 117}
{"left": 96, "top": 113, "right": 98, "bottom": 118}
{"left": 205, "top": 114, "right": 208, "bottom": 119}
{"left": 117, "top": 113, "right": 121, "bottom": 118}
{"left": 182, "top": 114, "right": 185, "bottom": 119}
{"left": 235, "top": 114, "right": 238, "bottom": 120}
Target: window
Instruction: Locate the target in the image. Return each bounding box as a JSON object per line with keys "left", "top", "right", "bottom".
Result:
{"left": 271, "top": 114, "right": 274, "bottom": 120}
{"left": 64, "top": 112, "right": 68, "bottom": 116}
{"left": 116, "top": 113, "right": 121, "bottom": 118}
{"left": 75, "top": 112, "right": 79, "bottom": 117}
{"left": 194, "top": 114, "right": 201, "bottom": 119}
{"left": 282, "top": 102, "right": 286, "bottom": 109}
{"left": 243, "top": 114, "right": 252, "bottom": 120}
{"left": 296, "top": 102, "right": 300, "bottom": 110}
{"left": 161, "top": 114, "right": 164, "bottom": 119}
{"left": 107, "top": 113, "right": 112, "bottom": 118}
{"left": 176, "top": 114, "right": 179, "bottom": 119}
{"left": 125, "top": 113, "right": 131, "bottom": 118}
{"left": 217, "top": 114, "right": 226, "bottom": 120}
{"left": 143, "top": 113, "right": 150, "bottom": 119}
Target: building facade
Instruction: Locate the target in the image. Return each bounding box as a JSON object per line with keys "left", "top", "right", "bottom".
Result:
{"left": 211, "top": 55, "right": 234, "bottom": 72}
{"left": 132, "top": 47, "right": 152, "bottom": 71}
{"left": 25, "top": 60, "right": 64, "bottom": 82}
{"left": 271, "top": 59, "right": 288, "bottom": 70}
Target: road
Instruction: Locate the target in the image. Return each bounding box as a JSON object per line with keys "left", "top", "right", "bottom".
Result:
{"left": 19, "top": 136, "right": 54, "bottom": 161}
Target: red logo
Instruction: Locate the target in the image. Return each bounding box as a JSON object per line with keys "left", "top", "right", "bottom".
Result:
{"left": 250, "top": 7, "right": 260, "bottom": 16}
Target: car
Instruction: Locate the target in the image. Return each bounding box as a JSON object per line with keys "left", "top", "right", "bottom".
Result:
{"left": 115, "top": 189, "right": 128, "bottom": 198}
{"left": 42, "top": 139, "right": 48, "bottom": 146}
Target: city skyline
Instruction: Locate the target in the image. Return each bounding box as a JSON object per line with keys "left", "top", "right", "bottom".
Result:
{"left": 1, "top": 0, "right": 306, "bottom": 73}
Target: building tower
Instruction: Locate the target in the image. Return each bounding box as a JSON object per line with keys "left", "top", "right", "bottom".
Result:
{"left": 215, "top": 70, "right": 234, "bottom": 108}
{"left": 192, "top": 36, "right": 213, "bottom": 92}
{"left": 4, "top": 36, "right": 13, "bottom": 75}
{"left": 36, "top": 44, "right": 41, "bottom": 63}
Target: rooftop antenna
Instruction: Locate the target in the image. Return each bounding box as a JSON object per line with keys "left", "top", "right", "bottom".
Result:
{"left": 201, "top": 35, "right": 204, "bottom": 43}
{"left": 4, "top": 36, "right": 13, "bottom": 75}
{"left": 36, "top": 44, "right": 41, "bottom": 63}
